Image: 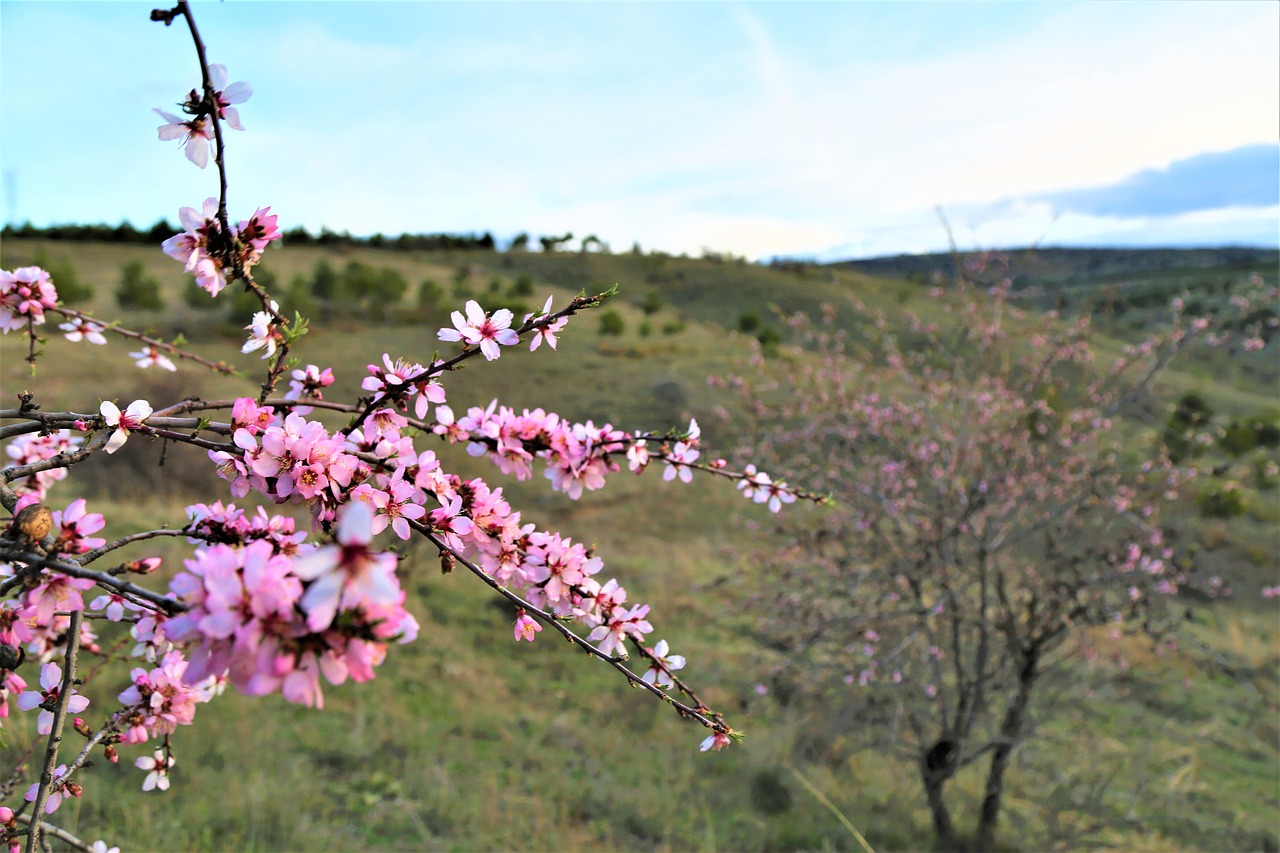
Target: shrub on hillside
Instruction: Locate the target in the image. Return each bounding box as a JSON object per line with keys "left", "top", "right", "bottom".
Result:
{"left": 511, "top": 273, "right": 534, "bottom": 297}
{"left": 1197, "top": 480, "right": 1248, "bottom": 518}
{"left": 598, "top": 309, "right": 626, "bottom": 336}
{"left": 418, "top": 277, "right": 443, "bottom": 308}
{"left": 115, "top": 259, "right": 164, "bottom": 310}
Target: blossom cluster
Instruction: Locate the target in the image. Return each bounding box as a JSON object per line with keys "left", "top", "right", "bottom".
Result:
{"left": 0, "top": 20, "right": 780, "bottom": 841}
{"left": 5, "top": 430, "right": 82, "bottom": 498}
{"left": 0, "top": 266, "right": 59, "bottom": 333}
{"left": 161, "top": 502, "right": 416, "bottom": 709}
{"left": 162, "top": 197, "right": 281, "bottom": 296}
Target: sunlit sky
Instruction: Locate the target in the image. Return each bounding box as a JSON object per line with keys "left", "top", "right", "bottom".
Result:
{"left": 2, "top": 1, "right": 1277, "bottom": 260}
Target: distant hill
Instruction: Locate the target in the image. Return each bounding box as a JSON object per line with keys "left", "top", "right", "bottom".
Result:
{"left": 832, "top": 246, "right": 1279, "bottom": 288}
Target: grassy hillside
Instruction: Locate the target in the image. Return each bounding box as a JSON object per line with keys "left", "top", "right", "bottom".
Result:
{"left": 1, "top": 239, "right": 1277, "bottom": 851}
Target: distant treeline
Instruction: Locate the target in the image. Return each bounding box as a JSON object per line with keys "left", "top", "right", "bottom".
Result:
{"left": 834, "top": 245, "right": 1279, "bottom": 285}
{"left": 1, "top": 220, "right": 503, "bottom": 251}
{"left": 0, "top": 221, "right": 624, "bottom": 254}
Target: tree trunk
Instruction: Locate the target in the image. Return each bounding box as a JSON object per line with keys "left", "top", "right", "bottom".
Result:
{"left": 975, "top": 650, "right": 1039, "bottom": 849}
{"left": 923, "top": 772, "right": 962, "bottom": 851}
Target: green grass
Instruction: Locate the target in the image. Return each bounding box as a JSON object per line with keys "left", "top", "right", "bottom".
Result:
{"left": 1, "top": 240, "right": 1277, "bottom": 851}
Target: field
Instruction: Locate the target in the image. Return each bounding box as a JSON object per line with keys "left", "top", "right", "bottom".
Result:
{"left": 2, "top": 237, "right": 1278, "bottom": 851}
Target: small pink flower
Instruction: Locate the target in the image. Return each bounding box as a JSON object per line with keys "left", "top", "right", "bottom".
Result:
{"left": 17, "top": 663, "right": 90, "bottom": 735}
{"left": 242, "top": 302, "right": 281, "bottom": 359}
{"left": 207, "top": 63, "right": 253, "bottom": 129}
{"left": 626, "top": 441, "right": 649, "bottom": 473}
{"left": 1, "top": 266, "right": 58, "bottom": 332}
{"left": 438, "top": 300, "right": 520, "bottom": 361}
{"left": 135, "top": 748, "right": 175, "bottom": 792}
{"left": 513, "top": 611, "right": 542, "bottom": 642}
{"left": 292, "top": 502, "right": 402, "bottom": 633}
{"left": 236, "top": 206, "right": 280, "bottom": 254}
{"left": 641, "top": 639, "right": 686, "bottom": 689}
{"left": 130, "top": 345, "right": 177, "bottom": 372}
{"left": 524, "top": 295, "right": 567, "bottom": 352}
{"left": 24, "top": 763, "right": 72, "bottom": 813}
{"left": 700, "top": 731, "right": 731, "bottom": 752}
{"left": 59, "top": 319, "right": 107, "bottom": 345}
{"left": 154, "top": 110, "right": 215, "bottom": 168}
{"left": 100, "top": 399, "right": 152, "bottom": 454}
{"left": 663, "top": 442, "right": 699, "bottom": 483}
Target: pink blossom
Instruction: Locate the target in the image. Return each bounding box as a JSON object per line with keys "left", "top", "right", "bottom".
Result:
{"left": 292, "top": 503, "right": 402, "bottom": 633}
{"left": 514, "top": 611, "right": 542, "bottom": 641}
{"left": 24, "top": 764, "right": 73, "bottom": 813}
{"left": 53, "top": 498, "right": 107, "bottom": 554}
{"left": 524, "top": 295, "right": 567, "bottom": 351}
{"left": 162, "top": 199, "right": 227, "bottom": 295}
{"left": 428, "top": 493, "right": 475, "bottom": 551}
{"left": 59, "top": 318, "right": 107, "bottom": 345}
{"left": 17, "top": 663, "right": 90, "bottom": 735}
{"left": 438, "top": 299, "right": 520, "bottom": 361}
{"left": 154, "top": 109, "right": 215, "bottom": 168}
{"left": 130, "top": 345, "right": 177, "bottom": 372}
{"left": 231, "top": 398, "right": 276, "bottom": 435}
{"left": 135, "top": 748, "right": 175, "bottom": 792}
{"left": 626, "top": 440, "right": 650, "bottom": 473}
{"left": 663, "top": 441, "right": 699, "bottom": 483}
{"left": 5, "top": 431, "right": 82, "bottom": 498}
{"left": 242, "top": 302, "right": 281, "bottom": 359}
{"left": 100, "top": 399, "right": 152, "bottom": 454}
{"left": 368, "top": 469, "right": 427, "bottom": 540}
{"left": 285, "top": 364, "right": 335, "bottom": 414}
{"left": 700, "top": 731, "right": 731, "bottom": 752}
{"left": 236, "top": 206, "right": 279, "bottom": 253}
{"left": 90, "top": 593, "right": 140, "bottom": 622}
{"left": 0, "top": 266, "right": 58, "bottom": 332}
{"left": 207, "top": 63, "right": 253, "bottom": 129}
{"left": 641, "top": 639, "right": 686, "bottom": 689}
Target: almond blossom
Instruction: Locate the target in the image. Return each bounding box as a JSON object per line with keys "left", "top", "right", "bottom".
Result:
{"left": 135, "top": 749, "right": 175, "bottom": 792}
{"left": 0, "top": 266, "right": 58, "bottom": 332}
{"left": 438, "top": 299, "right": 519, "bottom": 361}
{"left": 236, "top": 206, "right": 280, "bottom": 255}
{"left": 100, "top": 399, "right": 152, "bottom": 454}
{"left": 130, "top": 345, "right": 178, "bottom": 371}
{"left": 700, "top": 731, "right": 731, "bottom": 752}
{"left": 17, "top": 663, "right": 90, "bottom": 735}
{"left": 24, "top": 763, "right": 75, "bottom": 813}
{"left": 641, "top": 639, "right": 686, "bottom": 689}
{"left": 162, "top": 198, "right": 226, "bottom": 295}
{"left": 154, "top": 110, "right": 215, "bottom": 167}
{"left": 292, "top": 503, "right": 402, "bottom": 633}
{"left": 242, "top": 301, "right": 281, "bottom": 359}
{"left": 285, "top": 364, "right": 335, "bottom": 414}
{"left": 206, "top": 63, "right": 253, "bottom": 129}
{"left": 662, "top": 441, "right": 699, "bottom": 483}
{"left": 53, "top": 498, "right": 107, "bottom": 554}
{"left": 524, "top": 295, "right": 568, "bottom": 351}
{"left": 5, "top": 430, "right": 82, "bottom": 497}
{"left": 59, "top": 318, "right": 107, "bottom": 345}
{"left": 513, "top": 611, "right": 542, "bottom": 642}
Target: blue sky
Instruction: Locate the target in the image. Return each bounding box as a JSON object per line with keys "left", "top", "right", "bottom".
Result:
{"left": 2, "top": 1, "right": 1277, "bottom": 260}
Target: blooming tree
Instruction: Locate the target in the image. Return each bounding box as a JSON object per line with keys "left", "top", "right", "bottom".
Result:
{"left": 730, "top": 256, "right": 1275, "bottom": 850}
{"left": 0, "top": 5, "right": 815, "bottom": 850}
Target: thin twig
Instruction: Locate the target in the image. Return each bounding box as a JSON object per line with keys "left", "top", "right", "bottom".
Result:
{"left": 25, "top": 610, "right": 83, "bottom": 852}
